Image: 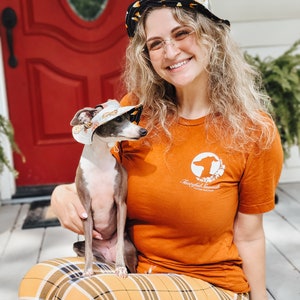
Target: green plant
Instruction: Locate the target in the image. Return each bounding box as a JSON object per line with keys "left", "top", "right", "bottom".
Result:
{"left": 245, "top": 40, "right": 300, "bottom": 157}
{"left": 0, "top": 114, "right": 24, "bottom": 176}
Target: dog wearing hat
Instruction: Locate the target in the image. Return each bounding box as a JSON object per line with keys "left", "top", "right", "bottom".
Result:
{"left": 71, "top": 99, "right": 147, "bottom": 277}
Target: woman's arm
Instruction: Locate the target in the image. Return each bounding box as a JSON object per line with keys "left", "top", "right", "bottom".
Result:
{"left": 234, "top": 212, "right": 268, "bottom": 300}
{"left": 51, "top": 183, "right": 102, "bottom": 239}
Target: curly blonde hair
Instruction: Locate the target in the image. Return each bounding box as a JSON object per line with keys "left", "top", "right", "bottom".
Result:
{"left": 123, "top": 7, "right": 276, "bottom": 152}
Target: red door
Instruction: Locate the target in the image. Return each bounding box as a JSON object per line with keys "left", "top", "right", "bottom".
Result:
{"left": 0, "top": 0, "right": 132, "bottom": 189}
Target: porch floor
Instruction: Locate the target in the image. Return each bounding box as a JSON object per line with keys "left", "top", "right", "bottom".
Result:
{"left": 0, "top": 182, "right": 299, "bottom": 299}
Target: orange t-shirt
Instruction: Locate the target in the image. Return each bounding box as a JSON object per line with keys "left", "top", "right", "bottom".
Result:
{"left": 117, "top": 94, "right": 283, "bottom": 293}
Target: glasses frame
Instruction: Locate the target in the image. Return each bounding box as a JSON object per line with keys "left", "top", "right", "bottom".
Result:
{"left": 145, "top": 26, "right": 196, "bottom": 53}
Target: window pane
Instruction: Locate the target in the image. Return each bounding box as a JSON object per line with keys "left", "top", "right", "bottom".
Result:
{"left": 67, "top": 0, "right": 109, "bottom": 21}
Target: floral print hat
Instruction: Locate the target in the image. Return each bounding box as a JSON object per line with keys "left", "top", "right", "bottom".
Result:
{"left": 71, "top": 100, "right": 143, "bottom": 145}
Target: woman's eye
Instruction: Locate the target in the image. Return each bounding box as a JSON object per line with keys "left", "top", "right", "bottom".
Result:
{"left": 148, "top": 40, "right": 163, "bottom": 51}
{"left": 174, "top": 30, "right": 190, "bottom": 40}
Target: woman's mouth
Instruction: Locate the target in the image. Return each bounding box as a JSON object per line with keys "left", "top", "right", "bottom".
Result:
{"left": 168, "top": 58, "right": 191, "bottom": 70}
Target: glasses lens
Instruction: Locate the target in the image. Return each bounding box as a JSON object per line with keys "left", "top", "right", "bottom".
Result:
{"left": 146, "top": 26, "right": 194, "bottom": 52}
{"left": 146, "top": 40, "right": 163, "bottom": 51}
{"left": 173, "top": 27, "right": 194, "bottom": 41}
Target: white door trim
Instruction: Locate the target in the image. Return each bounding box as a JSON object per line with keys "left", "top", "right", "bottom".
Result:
{"left": 0, "top": 38, "right": 16, "bottom": 201}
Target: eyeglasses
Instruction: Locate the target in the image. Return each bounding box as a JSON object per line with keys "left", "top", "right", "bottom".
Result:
{"left": 145, "top": 26, "right": 195, "bottom": 53}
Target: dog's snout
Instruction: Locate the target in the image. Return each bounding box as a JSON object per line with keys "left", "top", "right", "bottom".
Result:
{"left": 139, "top": 128, "right": 147, "bottom": 137}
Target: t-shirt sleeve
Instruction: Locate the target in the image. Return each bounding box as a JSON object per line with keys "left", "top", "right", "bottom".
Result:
{"left": 238, "top": 128, "right": 283, "bottom": 214}
{"left": 119, "top": 92, "right": 139, "bottom": 107}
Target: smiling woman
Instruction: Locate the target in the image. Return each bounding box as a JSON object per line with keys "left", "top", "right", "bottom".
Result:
{"left": 67, "top": 0, "right": 108, "bottom": 21}
{"left": 19, "top": 1, "right": 283, "bottom": 299}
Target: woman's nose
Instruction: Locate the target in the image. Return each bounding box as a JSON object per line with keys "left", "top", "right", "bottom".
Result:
{"left": 163, "top": 41, "right": 180, "bottom": 58}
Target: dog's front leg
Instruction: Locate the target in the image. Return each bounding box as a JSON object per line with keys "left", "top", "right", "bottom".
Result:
{"left": 83, "top": 197, "right": 94, "bottom": 277}
{"left": 115, "top": 199, "right": 128, "bottom": 278}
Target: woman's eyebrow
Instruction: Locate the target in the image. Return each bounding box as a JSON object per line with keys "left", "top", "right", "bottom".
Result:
{"left": 146, "top": 25, "right": 187, "bottom": 42}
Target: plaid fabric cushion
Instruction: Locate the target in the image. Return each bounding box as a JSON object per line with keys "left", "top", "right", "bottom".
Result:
{"left": 19, "top": 257, "right": 249, "bottom": 300}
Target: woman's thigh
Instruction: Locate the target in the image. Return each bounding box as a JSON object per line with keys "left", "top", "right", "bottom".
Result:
{"left": 19, "top": 257, "right": 249, "bottom": 300}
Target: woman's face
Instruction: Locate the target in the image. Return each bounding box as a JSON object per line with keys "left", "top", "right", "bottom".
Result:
{"left": 144, "top": 8, "right": 210, "bottom": 89}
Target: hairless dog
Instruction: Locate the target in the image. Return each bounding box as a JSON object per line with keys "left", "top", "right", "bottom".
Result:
{"left": 70, "top": 100, "right": 147, "bottom": 277}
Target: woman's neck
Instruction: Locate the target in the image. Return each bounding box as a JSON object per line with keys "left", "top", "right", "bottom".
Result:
{"left": 176, "top": 83, "right": 210, "bottom": 119}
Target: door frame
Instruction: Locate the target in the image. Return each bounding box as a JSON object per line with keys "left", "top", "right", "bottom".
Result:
{"left": 0, "top": 38, "right": 16, "bottom": 201}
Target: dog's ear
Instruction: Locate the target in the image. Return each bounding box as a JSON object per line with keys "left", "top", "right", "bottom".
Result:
{"left": 70, "top": 108, "right": 98, "bottom": 126}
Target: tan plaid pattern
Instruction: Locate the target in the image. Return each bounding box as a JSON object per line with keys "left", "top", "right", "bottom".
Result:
{"left": 19, "top": 257, "right": 249, "bottom": 300}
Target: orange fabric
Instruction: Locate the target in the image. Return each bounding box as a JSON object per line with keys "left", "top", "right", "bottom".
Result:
{"left": 117, "top": 93, "right": 283, "bottom": 293}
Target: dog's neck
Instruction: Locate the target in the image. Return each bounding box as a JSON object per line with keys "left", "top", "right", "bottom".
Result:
{"left": 81, "top": 138, "right": 116, "bottom": 168}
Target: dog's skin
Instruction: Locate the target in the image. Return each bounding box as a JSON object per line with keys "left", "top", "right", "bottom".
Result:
{"left": 71, "top": 103, "right": 147, "bottom": 277}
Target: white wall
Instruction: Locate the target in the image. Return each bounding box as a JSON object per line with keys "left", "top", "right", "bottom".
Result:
{"left": 213, "top": 0, "right": 300, "bottom": 21}
{"left": 213, "top": 0, "right": 300, "bottom": 59}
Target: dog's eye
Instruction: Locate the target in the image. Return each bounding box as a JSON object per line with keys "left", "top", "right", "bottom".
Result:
{"left": 115, "top": 116, "right": 123, "bottom": 123}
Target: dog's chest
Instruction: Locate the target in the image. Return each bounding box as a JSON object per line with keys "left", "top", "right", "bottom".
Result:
{"left": 79, "top": 156, "right": 118, "bottom": 202}
{"left": 78, "top": 155, "right": 120, "bottom": 236}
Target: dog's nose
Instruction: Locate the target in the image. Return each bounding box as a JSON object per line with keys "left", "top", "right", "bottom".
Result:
{"left": 139, "top": 128, "right": 148, "bottom": 137}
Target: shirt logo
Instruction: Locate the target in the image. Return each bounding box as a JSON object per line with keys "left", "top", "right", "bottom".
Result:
{"left": 181, "top": 152, "right": 225, "bottom": 191}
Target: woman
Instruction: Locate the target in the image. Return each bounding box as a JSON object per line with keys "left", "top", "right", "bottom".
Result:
{"left": 19, "top": 1, "right": 283, "bottom": 299}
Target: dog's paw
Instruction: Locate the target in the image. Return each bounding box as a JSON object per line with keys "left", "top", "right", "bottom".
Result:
{"left": 83, "top": 268, "right": 94, "bottom": 277}
{"left": 115, "top": 266, "right": 128, "bottom": 278}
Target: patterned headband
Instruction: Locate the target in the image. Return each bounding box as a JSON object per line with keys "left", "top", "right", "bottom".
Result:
{"left": 125, "top": 0, "right": 230, "bottom": 38}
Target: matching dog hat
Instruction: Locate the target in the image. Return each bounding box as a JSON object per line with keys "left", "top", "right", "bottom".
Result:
{"left": 125, "top": 0, "right": 230, "bottom": 38}
{"left": 71, "top": 99, "right": 143, "bottom": 145}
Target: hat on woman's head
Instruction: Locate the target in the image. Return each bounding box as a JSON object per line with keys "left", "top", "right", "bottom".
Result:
{"left": 125, "top": 0, "right": 230, "bottom": 38}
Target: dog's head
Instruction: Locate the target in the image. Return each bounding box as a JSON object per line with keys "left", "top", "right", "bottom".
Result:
{"left": 71, "top": 99, "right": 147, "bottom": 145}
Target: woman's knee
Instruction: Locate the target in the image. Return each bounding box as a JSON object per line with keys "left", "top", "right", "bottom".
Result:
{"left": 18, "top": 257, "right": 114, "bottom": 300}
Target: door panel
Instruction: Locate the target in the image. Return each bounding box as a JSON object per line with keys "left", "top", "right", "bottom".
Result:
{"left": 0, "top": 0, "right": 132, "bottom": 187}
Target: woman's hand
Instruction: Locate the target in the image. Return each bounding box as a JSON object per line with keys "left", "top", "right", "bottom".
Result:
{"left": 51, "top": 183, "right": 102, "bottom": 239}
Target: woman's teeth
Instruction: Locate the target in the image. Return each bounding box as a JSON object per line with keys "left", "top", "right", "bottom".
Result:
{"left": 169, "top": 59, "right": 190, "bottom": 70}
